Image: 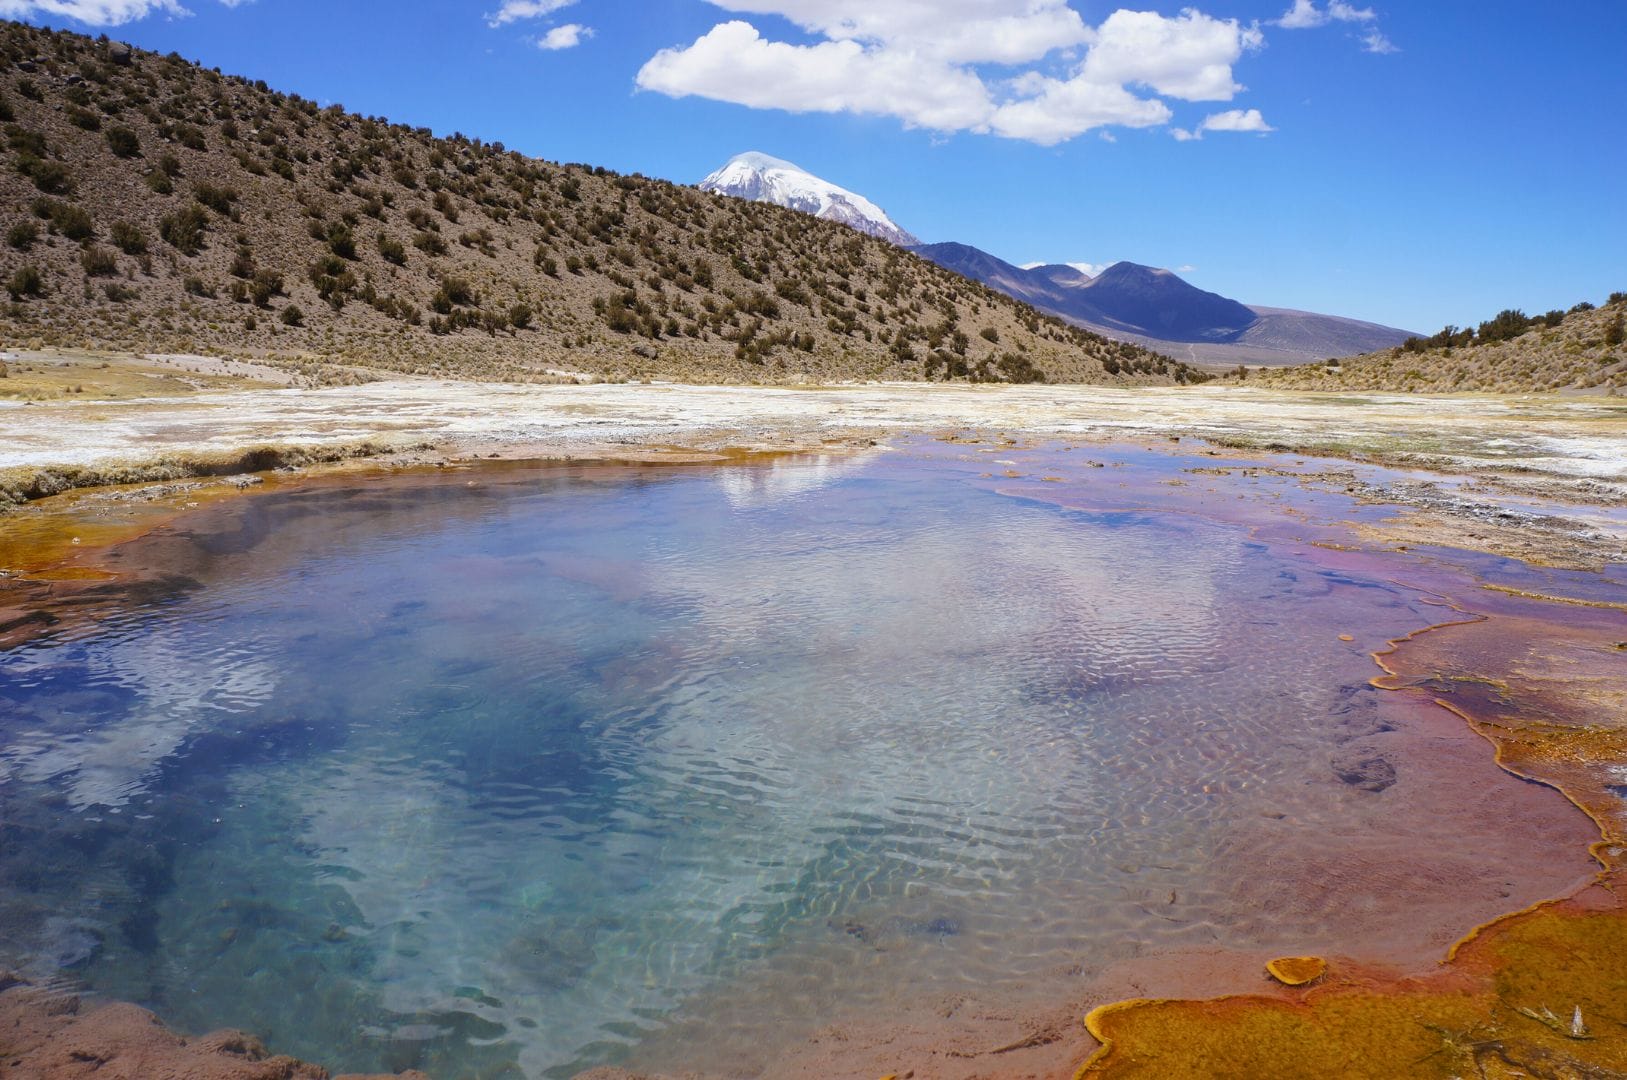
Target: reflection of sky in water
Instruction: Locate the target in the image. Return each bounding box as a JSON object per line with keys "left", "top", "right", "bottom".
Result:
{"left": 0, "top": 453, "right": 1458, "bottom": 1077}
{"left": 1, "top": 630, "right": 275, "bottom": 809}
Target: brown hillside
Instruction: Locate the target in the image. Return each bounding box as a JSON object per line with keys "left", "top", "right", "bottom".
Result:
{"left": 0, "top": 22, "right": 1203, "bottom": 387}
{"left": 1249, "top": 295, "right": 1626, "bottom": 394}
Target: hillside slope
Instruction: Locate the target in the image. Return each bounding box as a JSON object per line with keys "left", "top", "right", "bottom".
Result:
{"left": 0, "top": 23, "right": 1202, "bottom": 386}
{"left": 1249, "top": 296, "right": 1626, "bottom": 394}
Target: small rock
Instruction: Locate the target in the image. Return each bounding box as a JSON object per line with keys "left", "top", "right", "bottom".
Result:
{"left": 1331, "top": 750, "right": 1396, "bottom": 792}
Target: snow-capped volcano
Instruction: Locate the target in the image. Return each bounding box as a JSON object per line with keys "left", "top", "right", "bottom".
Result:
{"left": 699, "top": 152, "right": 919, "bottom": 247}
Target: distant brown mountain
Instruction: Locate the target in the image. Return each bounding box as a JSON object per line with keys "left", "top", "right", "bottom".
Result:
{"left": 0, "top": 22, "right": 1204, "bottom": 387}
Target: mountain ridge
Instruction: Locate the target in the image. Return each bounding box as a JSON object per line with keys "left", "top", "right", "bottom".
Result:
{"left": 693, "top": 153, "right": 1417, "bottom": 367}
{"left": 0, "top": 23, "right": 1204, "bottom": 387}
{"left": 911, "top": 242, "right": 1418, "bottom": 366}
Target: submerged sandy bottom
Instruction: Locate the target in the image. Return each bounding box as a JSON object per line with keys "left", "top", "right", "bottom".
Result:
{"left": 0, "top": 436, "right": 1616, "bottom": 1079}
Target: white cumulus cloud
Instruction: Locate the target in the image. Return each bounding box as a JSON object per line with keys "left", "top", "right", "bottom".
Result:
{"left": 639, "top": 20, "right": 997, "bottom": 134}
{"left": 637, "top": 3, "right": 1267, "bottom": 146}
{"left": 537, "top": 22, "right": 591, "bottom": 50}
{"left": 0, "top": 0, "right": 189, "bottom": 24}
{"left": 1361, "top": 28, "right": 1398, "bottom": 53}
{"left": 989, "top": 74, "right": 1171, "bottom": 144}
{"left": 1080, "top": 9, "right": 1263, "bottom": 102}
{"left": 1172, "top": 107, "right": 1275, "bottom": 141}
{"left": 1201, "top": 107, "right": 1274, "bottom": 132}
{"left": 486, "top": 0, "right": 576, "bottom": 29}
{"left": 1276, "top": 0, "right": 1374, "bottom": 29}
{"left": 1276, "top": 0, "right": 1394, "bottom": 53}
{"left": 692, "top": 0, "right": 1092, "bottom": 64}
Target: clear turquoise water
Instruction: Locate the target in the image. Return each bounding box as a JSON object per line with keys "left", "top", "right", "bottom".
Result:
{"left": 0, "top": 447, "right": 1541, "bottom": 1076}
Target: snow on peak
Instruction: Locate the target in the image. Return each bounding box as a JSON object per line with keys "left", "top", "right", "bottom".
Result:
{"left": 724, "top": 151, "right": 802, "bottom": 173}
{"left": 699, "top": 152, "right": 919, "bottom": 247}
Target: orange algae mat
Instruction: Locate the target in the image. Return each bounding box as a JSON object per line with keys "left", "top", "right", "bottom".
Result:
{"left": 1080, "top": 594, "right": 1627, "bottom": 1079}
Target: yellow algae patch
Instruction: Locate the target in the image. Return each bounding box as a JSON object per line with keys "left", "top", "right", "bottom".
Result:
{"left": 1081, "top": 986, "right": 1487, "bottom": 1079}
{"left": 1265, "top": 956, "right": 1326, "bottom": 986}
{"left": 1080, "top": 898, "right": 1627, "bottom": 1079}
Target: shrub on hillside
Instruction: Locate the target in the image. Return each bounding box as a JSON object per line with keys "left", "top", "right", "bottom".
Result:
{"left": 1476, "top": 309, "right": 1531, "bottom": 344}
{"left": 35, "top": 199, "right": 95, "bottom": 241}
{"left": 996, "top": 352, "right": 1046, "bottom": 383}
{"left": 8, "top": 264, "right": 45, "bottom": 299}
{"left": 110, "top": 221, "right": 147, "bottom": 255}
{"left": 327, "top": 224, "right": 356, "bottom": 259}
{"left": 250, "top": 269, "right": 284, "bottom": 307}
{"left": 376, "top": 233, "right": 406, "bottom": 265}
{"left": 105, "top": 125, "right": 141, "bottom": 158}
{"left": 431, "top": 276, "right": 475, "bottom": 313}
{"left": 193, "top": 182, "right": 238, "bottom": 215}
{"left": 80, "top": 246, "right": 118, "bottom": 276}
{"left": 7, "top": 220, "right": 38, "bottom": 250}
{"left": 159, "top": 204, "right": 209, "bottom": 255}
{"left": 17, "top": 154, "right": 73, "bottom": 194}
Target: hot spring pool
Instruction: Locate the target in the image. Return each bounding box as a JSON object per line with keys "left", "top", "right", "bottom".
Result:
{"left": 0, "top": 441, "right": 1599, "bottom": 1077}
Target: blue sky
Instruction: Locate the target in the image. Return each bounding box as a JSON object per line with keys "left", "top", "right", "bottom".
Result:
{"left": 6, "top": 0, "right": 1624, "bottom": 333}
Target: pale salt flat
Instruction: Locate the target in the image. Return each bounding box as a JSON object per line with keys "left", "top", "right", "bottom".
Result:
{"left": 2, "top": 380, "right": 1624, "bottom": 487}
